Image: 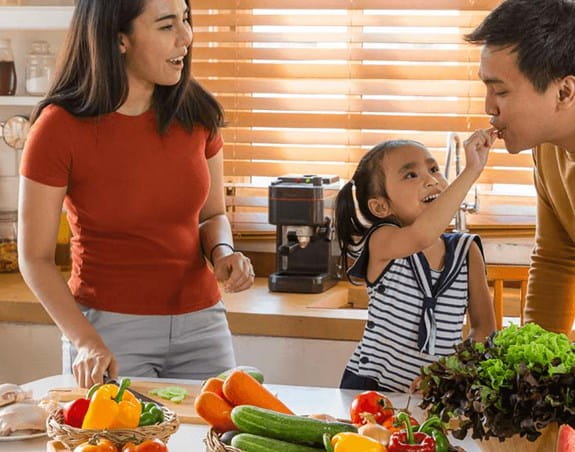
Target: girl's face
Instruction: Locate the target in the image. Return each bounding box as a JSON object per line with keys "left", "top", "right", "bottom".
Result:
{"left": 378, "top": 145, "right": 448, "bottom": 225}
{"left": 120, "top": 0, "right": 192, "bottom": 92}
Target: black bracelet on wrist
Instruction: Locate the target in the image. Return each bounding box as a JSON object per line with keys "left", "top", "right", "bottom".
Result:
{"left": 209, "top": 242, "right": 235, "bottom": 264}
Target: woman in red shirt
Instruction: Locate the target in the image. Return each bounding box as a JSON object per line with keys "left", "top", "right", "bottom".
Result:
{"left": 19, "top": 0, "right": 254, "bottom": 387}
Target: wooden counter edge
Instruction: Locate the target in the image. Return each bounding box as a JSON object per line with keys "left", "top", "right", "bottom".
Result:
{"left": 0, "top": 273, "right": 365, "bottom": 341}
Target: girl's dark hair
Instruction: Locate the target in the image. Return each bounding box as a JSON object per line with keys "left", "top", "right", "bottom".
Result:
{"left": 334, "top": 140, "right": 425, "bottom": 278}
{"left": 465, "top": 0, "right": 575, "bottom": 93}
{"left": 32, "top": 0, "right": 224, "bottom": 136}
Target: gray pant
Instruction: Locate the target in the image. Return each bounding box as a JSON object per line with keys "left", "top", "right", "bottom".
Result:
{"left": 62, "top": 301, "right": 236, "bottom": 380}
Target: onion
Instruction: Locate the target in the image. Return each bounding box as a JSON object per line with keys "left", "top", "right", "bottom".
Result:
{"left": 358, "top": 422, "right": 392, "bottom": 445}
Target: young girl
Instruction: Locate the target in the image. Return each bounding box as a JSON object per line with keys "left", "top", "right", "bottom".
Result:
{"left": 335, "top": 131, "right": 497, "bottom": 392}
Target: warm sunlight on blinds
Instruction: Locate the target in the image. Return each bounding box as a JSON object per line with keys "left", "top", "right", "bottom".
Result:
{"left": 190, "top": 0, "right": 534, "bottom": 236}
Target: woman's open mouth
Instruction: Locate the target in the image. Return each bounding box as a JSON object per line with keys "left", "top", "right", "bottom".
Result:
{"left": 168, "top": 57, "right": 184, "bottom": 68}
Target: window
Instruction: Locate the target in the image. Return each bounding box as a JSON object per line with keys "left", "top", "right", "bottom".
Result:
{"left": 191, "top": 0, "right": 534, "bottom": 236}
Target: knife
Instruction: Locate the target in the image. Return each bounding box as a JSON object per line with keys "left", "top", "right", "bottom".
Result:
{"left": 104, "top": 377, "right": 165, "bottom": 407}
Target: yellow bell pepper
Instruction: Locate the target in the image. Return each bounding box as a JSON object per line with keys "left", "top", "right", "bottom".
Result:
{"left": 81, "top": 378, "right": 142, "bottom": 430}
{"left": 332, "top": 432, "right": 386, "bottom": 452}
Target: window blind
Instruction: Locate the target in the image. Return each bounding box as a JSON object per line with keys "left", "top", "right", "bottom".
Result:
{"left": 190, "top": 0, "right": 534, "bottom": 236}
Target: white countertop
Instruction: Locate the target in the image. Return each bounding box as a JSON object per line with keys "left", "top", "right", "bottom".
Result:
{"left": 0, "top": 374, "right": 479, "bottom": 452}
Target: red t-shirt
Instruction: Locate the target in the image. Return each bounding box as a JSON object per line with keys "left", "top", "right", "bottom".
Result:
{"left": 21, "top": 105, "right": 222, "bottom": 315}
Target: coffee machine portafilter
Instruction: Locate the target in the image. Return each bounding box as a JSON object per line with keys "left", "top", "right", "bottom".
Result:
{"left": 268, "top": 175, "right": 341, "bottom": 293}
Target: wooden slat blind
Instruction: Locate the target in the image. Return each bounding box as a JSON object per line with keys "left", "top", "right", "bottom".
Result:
{"left": 190, "top": 0, "right": 534, "bottom": 236}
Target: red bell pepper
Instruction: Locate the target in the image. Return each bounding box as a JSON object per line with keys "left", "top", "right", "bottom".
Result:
{"left": 62, "top": 398, "right": 91, "bottom": 428}
{"left": 388, "top": 412, "right": 436, "bottom": 452}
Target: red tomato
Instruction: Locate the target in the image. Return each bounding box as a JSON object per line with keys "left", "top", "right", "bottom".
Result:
{"left": 349, "top": 390, "right": 394, "bottom": 425}
{"left": 382, "top": 412, "right": 419, "bottom": 434}
{"left": 121, "top": 439, "right": 168, "bottom": 452}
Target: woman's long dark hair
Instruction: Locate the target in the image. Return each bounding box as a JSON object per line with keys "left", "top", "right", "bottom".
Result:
{"left": 335, "top": 140, "right": 425, "bottom": 279}
{"left": 32, "top": 0, "right": 223, "bottom": 136}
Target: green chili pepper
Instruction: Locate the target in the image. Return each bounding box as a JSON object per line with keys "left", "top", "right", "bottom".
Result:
{"left": 138, "top": 401, "right": 164, "bottom": 426}
{"left": 418, "top": 416, "right": 449, "bottom": 452}
{"left": 150, "top": 405, "right": 164, "bottom": 423}
{"left": 138, "top": 412, "right": 158, "bottom": 426}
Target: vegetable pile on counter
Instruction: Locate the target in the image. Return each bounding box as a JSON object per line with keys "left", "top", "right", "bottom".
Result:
{"left": 197, "top": 367, "right": 459, "bottom": 452}
{"left": 419, "top": 323, "right": 575, "bottom": 442}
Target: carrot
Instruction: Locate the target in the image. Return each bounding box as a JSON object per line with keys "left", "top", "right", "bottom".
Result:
{"left": 201, "top": 377, "right": 226, "bottom": 399}
{"left": 194, "top": 391, "right": 236, "bottom": 433}
{"left": 222, "top": 370, "right": 294, "bottom": 415}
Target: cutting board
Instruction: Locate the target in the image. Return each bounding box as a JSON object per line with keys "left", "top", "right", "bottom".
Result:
{"left": 49, "top": 381, "right": 205, "bottom": 425}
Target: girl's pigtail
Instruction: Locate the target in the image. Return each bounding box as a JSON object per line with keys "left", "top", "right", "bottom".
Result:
{"left": 335, "top": 180, "right": 368, "bottom": 279}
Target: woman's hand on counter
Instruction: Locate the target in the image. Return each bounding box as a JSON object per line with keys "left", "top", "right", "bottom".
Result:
{"left": 73, "top": 337, "right": 118, "bottom": 388}
{"left": 213, "top": 252, "right": 255, "bottom": 293}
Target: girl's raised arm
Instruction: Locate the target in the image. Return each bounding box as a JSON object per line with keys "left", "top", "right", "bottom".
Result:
{"left": 369, "top": 129, "right": 496, "bottom": 263}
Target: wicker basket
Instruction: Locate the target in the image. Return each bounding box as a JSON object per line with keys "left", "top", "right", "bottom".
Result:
{"left": 204, "top": 428, "right": 241, "bottom": 452}
{"left": 476, "top": 423, "right": 559, "bottom": 452}
{"left": 46, "top": 406, "right": 180, "bottom": 449}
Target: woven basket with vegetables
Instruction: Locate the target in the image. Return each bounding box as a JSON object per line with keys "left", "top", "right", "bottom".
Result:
{"left": 419, "top": 323, "right": 575, "bottom": 451}
{"left": 200, "top": 366, "right": 468, "bottom": 451}
{"left": 46, "top": 378, "right": 179, "bottom": 449}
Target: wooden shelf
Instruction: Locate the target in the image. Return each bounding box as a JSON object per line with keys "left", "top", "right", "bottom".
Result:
{"left": 0, "top": 6, "right": 73, "bottom": 30}
{"left": 0, "top": 96, "right": 42, "bottom": 106}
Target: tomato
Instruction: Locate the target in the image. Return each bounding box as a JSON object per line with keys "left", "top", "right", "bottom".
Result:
{"left": 349, "top": 391, "right": 394, "bottom": 425}
{"left": 121, "top": 438, "right": 168, "bottom": 452}
{"left": 73, "top": 438, "right": 118, "bottom": 452}
{"left": 382, "top": 413, "right": 419, "bottom": 434}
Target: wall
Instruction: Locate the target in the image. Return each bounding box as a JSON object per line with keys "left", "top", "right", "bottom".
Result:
{"left": 0, "top": 322, "right": 357, "bottom": 387}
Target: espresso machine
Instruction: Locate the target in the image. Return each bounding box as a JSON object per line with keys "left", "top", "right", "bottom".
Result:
{"left": 268, "top": 175, "right": 341, "bottom": 293}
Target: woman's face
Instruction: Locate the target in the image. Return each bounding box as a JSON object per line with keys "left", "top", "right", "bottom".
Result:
{"left": 120, "top": 0, "right": 192, "bottom": 91}
{"left": 380, "top": 145, "right": 448, "bottom": 225}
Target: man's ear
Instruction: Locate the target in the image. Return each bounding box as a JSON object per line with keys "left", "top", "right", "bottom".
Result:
{"left": 367, "top": 197, "right": 391, "bottom": 219}
{"left": 556, "top": 76, "right": 575, "bottom": 110}
{"left": 118, "top": 33, "right": 128, "bottom": 54}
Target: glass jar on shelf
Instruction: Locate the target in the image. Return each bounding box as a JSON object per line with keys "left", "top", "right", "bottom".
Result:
{"left": 0, "top": 210, "right": 18, "bottom": 272}
{"left": 0, "top": 39, "right": 16, "bottom": 96}
{"left": 25, "top": 41, "right": 55, "bottom": 96}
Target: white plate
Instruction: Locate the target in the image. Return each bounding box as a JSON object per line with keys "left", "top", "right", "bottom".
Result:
{"left": 0, "top": 431, "right": 46, "bottom": 441}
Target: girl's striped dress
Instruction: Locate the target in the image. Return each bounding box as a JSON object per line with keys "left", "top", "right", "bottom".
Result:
{"left": 344, "top": 223, "right": 483, "bottom": 392}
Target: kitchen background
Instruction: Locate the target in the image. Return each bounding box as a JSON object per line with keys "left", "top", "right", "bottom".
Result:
{"left": 0, "top": 0, "right": 542, "bottom": 386}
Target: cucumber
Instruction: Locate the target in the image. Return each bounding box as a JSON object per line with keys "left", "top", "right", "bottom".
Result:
{"left": 231, "top": 433, "right": 324, "bottom": 452}
{"left": 218, "top": 365, "right": 264, "bottom": 384}
{"left": 231, "top": 405, "right": 357, "bottom": 446}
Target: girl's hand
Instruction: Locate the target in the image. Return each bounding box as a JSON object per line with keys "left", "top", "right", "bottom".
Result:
{"left": 462, "top": 128, "right": 497, "bottom": 175}
{"left": 73, "top": 339, "right": 118, "bottom": 388}
{"left": 213, "top": 252, "right": 255, "bottom": 292}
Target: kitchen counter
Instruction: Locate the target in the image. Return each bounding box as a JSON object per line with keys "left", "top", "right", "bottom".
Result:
{"left": 0, "top": 273, "right": 367, "bottom": 341}
{"left": 0, "top": 374, "right": 479, "bottom": 452}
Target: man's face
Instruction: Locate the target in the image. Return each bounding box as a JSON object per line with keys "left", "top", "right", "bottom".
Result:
{"left": 479, "top": 45, "right": 559, "bottom": 154}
